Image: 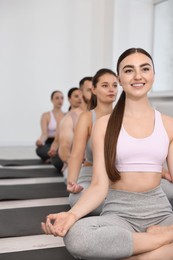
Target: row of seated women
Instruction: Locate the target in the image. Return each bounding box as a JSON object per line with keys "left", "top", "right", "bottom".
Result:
{"left": 40, "top": 48, "right": 173, "bottom": 259}
{"left": 36, "top": 68, "right": 173, "bottom": 215}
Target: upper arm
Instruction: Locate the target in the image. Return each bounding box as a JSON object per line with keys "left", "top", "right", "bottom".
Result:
{"left": 91, "top": 116, "right": 109, "bottom": 191}
{"left": 59, "top": 116, "right": 74, "bottom": 148}
{"left": 167, "top": 142, "right": 173, "bottom": 178}
{"left": 40, "top": 112, "right": 49, "bottom": 135}
{"left": 70, "top": 112, "right": 91, "bottom": 159}
{"left": 163, "top": 115, "right": 173, "bottom": 178}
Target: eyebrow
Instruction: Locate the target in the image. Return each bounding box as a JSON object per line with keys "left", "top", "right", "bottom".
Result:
{"left": 101, "top": 81, "right": 117, "bottom": 84}
{"left": 122, "top": 63, "right": 151, "bottom": 70}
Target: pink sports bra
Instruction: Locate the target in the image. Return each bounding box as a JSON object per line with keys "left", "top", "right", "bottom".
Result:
{"left": 48, "top": 111, "right": 57, "bottom": 137}
{"left": 116, "top": 110, "right": 169, "bottom": 173}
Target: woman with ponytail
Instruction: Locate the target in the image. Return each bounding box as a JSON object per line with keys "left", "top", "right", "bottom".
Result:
{"left": 42, "top": 48, "right": 173, "bottom": 259}
{"left": 67, "top": 68, "right": 118, "bottom": 215}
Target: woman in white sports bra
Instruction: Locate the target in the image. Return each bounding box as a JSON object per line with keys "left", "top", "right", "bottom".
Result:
{"left": 41, "top": 48, "right": 173, "bottom": 259}
{"left": 35, "top": 90, "right": 65, "bottom": 163}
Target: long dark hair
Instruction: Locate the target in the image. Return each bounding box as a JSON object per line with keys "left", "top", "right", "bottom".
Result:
{"left": 89, "top": 68, "right": 117, "bottom": 110}
{"left": 104, "top": 48, "right": 154, "bottom": 182}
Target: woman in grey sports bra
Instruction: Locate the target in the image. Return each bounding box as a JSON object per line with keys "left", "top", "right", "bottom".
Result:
{"left": 67, "top": 68, "right": 118, "bottom": 215}
{"left": 42, "top": 48, "right": 173, "bottom": 259}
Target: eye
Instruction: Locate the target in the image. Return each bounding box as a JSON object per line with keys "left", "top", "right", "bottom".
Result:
{"left": 142, "top": 66, "right": 150, "bottom": 72}
{"left": 124, "top": 69, "right": 133, "bottom": 73}
{"left": 113, "top": 83, "right": 118, "bottom": 88}
{"left": 102, "top": 84, "right": 108, "bottom": 88}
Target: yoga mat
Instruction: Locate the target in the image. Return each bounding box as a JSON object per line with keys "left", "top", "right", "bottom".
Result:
{"left": 0, "top": 205, "right": 70, "bottom": 237}
{"left": 0, "top": 167, "right": 61, "bottom": 179}
{"left": 0, "top": 182, "right": 68, "bottom": 200}
{"left": 0, "top": 247, "right": 76, "bottom": 260}
{"left": 0, "top": 158, "right": 43, "bottom": 166}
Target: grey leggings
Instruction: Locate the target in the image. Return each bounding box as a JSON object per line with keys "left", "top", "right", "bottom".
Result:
{"left": 161, "top": 178, "right": 173, "bottom": 207}
{"left": 69, "top": 166, "right": 104, "bottom": 216}
{"left": 64, "top": 185, "right": 173, "bottom": 260}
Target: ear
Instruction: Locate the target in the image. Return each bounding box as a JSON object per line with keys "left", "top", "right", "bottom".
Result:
{"left": 91, "top": 86, "right": 96, "bottom": 95}
{"left": 118, "top": 76, "right": 122, "bottom": 86}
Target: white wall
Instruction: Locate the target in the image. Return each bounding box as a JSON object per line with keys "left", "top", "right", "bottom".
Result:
{"left": 153, "top": 0, "right": 173, "bottom": 92}
{"left": 0, "top": 0, "right": 114, "bottom": 145}
{"left": 112, "top": 0, "right": 154, "bottom": 68}
{"left": 0, "top": 0, "right": 161, "bottom": 146}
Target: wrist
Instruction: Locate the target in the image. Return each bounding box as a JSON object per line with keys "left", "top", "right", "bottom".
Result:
{"left": 68, "top": 211, "right": 78, "bottom": 221}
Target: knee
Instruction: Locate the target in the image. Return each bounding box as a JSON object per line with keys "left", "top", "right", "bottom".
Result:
{"left": 63, "top": 221, "right": 90, "bottom": 259}
{"left": 36, "top": 147, "right": 47, "bottom": 160}
{"left": 51, "top": 154, "right": 63, "bottom": 171}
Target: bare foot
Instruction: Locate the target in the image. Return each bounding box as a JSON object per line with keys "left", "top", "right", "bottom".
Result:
{"left": 147, "top": 225, "right": 173, "bottom": 234}
{"left": 147, "top": 224, "right": 173, "bottom": 246}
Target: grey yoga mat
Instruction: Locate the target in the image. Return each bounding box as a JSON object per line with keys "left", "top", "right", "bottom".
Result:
{"left": 0, "top": 167, "right": 61, "bottom": 178}
{"left": 0, "top": 204, "right": 71, "bottom": 237}
{"left": 0, "top": 158, "right": 43, "bottom": 166}
{"left": 0, "top": 248, "right": 76, "bottom": 260}
{"left": 0, "top": 182, "right": 68, "bottom": 200}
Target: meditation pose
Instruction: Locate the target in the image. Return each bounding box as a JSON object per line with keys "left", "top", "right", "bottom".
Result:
{"left": 67, "top": 68, "right": 118, "bottom": 215}
{"left": 42, "top": 48, "right": 173, "bottom": 259}
{"left": 35, "top": 90, "right": 64, "bottom": 163}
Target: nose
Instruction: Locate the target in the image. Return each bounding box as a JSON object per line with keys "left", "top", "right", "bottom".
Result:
{"left": 134, "top": 69, "right": 142, "bottom": 80}
{"left": 109, "top": 84, "right": 117, "bottom": 92}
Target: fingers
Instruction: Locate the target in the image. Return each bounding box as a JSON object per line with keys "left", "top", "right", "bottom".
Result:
{"left": 41, "top": 218, "right": 52, "bottom": 235}
{"left": 41, "top": 218, "right": 64, "bottom": 237}
{"left": 41, "top": 213, "right": 69, "bottom": 237}
{"left": 67, "top": 182, "right": 84, "bottom": 193}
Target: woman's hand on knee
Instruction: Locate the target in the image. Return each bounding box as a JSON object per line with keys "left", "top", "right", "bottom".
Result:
{"left": 48, "top": 148, "right": 56, "bottom": 157}
{"left": 41, "top": 211, "right": 77, "bottom": 237}
{"left": 67, "top": 182, "right": 84, "bottom": 193}
{"left": 36, "top": 139, "right": 44, "bottom": 146}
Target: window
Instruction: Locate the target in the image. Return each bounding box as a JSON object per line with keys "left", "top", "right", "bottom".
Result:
{"left": 152, "top": 0, "right": 173, "bottom": 94}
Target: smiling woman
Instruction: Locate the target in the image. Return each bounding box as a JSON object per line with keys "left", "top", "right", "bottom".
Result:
{"left": 41, "top": 48, "right": 173, "bottom": 260}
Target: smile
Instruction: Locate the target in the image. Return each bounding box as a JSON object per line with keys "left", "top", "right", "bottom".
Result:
{"left": 131, "top": 83, "right": 144, "bottom": 87}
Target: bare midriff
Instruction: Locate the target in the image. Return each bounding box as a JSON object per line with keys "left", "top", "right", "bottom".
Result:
{"left": 110, "top": 172, "right": 161, "bottom": 192}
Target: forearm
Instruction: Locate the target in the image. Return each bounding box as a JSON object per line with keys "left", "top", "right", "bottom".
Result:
{"left": 67, "top": 155, "right": 84, "bottom": 184}
{"left": 39, "top": 133, "right": 48, "bottom": 143}
{"left": 50, "top": 140, "right": 58, "bottom": 151}
{"left": 69, "top": 183, "right": 108, "bottom": 219}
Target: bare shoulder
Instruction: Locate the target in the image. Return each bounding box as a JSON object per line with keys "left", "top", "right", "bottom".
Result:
{"left": 161, "top": 113, "right": 173, "bottom": 126}
{"left": 57, "top": 111, "right": 65, "bottom": 122}
{"left": 78, "top": 110, "right": 92, "bottom": 122}
{"left": 161, "top": 113, "right": 173, "bottom": 139}
{"left": 59, "top": 112, "right": 73, "bottom": 128}
{"left": 41, "top": 111, "right": 50, "bottom": 120}
{"left": 96, "top": 113, "right": 110, "bottom": 126}
{"left": 92, "top": 114, "right": 110, "bottom": 135}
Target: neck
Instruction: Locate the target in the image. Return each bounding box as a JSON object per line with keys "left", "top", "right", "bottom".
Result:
{"left": 124, "top": 97, "right": 153, "bottom": 117}
{"left": 52, "top": 107, "right": 61, "bottom": 114}
{"left": 80, "top": 101, "right": 88, "bottom": 112}
{"left": 95, "top": 103, "right": 113, "bottom": 118}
